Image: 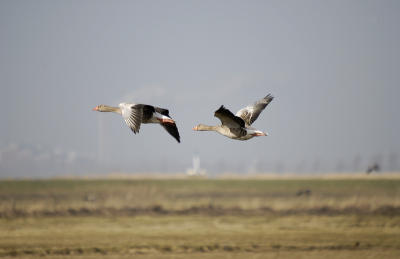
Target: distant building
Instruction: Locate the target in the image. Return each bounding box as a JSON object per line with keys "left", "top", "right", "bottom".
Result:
{"left": 186, "top": 155, "right": 207, "bottom": 176}
{"left": 366, "top": 163, "right": 380, "bottom": 174}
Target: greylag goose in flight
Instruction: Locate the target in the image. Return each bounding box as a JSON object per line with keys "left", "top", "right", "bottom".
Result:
{"left": 193, "top": 94, "right": 274, "bottom": 141}
{"left": 93, "top": 103, "right": 180, "bottom": 143}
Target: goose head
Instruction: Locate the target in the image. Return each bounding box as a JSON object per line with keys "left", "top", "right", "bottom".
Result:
{"left": 193, "top": 124, "right": 209, "bottom": 131}
{"left": 92, "top": 104, "right": 120, "bottom": 113}
{"left": 247, "top": 129, "right": 268, "bottom": 137}
{"left": 92, "top": 104, "right": 106, "bottom": 111}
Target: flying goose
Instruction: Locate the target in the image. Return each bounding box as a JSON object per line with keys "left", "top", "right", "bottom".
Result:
{"left": 193, "top": 94, "right": 274, "bottom": 141}
{"left": 93, "top": 103, "right": 180, "bottom": 143}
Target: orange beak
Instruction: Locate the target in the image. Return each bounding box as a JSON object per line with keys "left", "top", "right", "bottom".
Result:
{"left": 92, "top": 106, "right": 99, "bottom": 111}
{"left": 192, "top": 126, "right": 198, "bottom": 131}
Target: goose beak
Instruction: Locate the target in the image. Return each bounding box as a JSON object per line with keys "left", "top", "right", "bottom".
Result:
{"left": 193, "top": 126, "right": 198, "bottom": 131}
{"left": 92, "top": 106, "right": 99, "bottom": 111}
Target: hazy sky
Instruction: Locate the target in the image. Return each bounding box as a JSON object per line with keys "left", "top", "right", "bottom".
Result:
{"left": 1, "top": 0, "right": 399, "bottom": 177}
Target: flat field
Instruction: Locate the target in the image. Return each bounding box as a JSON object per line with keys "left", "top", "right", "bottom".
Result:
{"left": 0, "top": 176, "right": 399, "bottom": 258}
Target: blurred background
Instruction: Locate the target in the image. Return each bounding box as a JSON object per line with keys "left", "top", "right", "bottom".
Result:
{"left": 1, "top": 0, "right": 399, "bottom": 178}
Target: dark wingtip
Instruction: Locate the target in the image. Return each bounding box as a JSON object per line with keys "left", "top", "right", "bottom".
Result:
{"left": 214, "top": 105, "right": 225, "bottom": 115}
{"left": 161, "top": 122, "right": 181, "bottom": 143}
{"left": 175, "top": 133, "right": 181, "bottom": 143}
{"left": 265, "top": 94, "right": 274, "bottom": 100}
{"left": 130, "top": 128, "right": 139, "bottom": 134}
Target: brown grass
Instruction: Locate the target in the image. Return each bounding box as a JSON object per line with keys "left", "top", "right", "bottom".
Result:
{"left": 0, "top": 177, "right": 399, "bottom": 258}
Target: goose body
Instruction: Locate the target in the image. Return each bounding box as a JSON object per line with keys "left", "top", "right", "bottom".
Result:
{"left": 93, "top": 103, "right": 180, "bottom": 143}
{"left": 193, "top": 94, "right": 274, "bottom": 141}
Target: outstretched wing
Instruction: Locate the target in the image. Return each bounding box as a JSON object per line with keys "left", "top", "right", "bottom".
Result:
{"left": 154, "top": 106, "right": 179, "bottom": 142}
{"left": 214, "top": 105, "right": 245, "bottom": 128}
{"left": 121, "top": 104, "right": 144, "bottom": 134}
{"left": 236, "top": 94, "right": 274, "bottom": 126}
{"left": 161, "top": 122, "right": 181, "bottom": 143}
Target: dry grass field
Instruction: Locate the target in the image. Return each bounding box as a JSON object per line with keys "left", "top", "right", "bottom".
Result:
{"left": 0, "top": 176, "right": 399, "bottom": 258}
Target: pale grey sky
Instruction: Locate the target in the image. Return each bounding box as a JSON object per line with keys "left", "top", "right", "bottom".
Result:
{"left": 1, "top": 0, "right": 399, "bottom": 177}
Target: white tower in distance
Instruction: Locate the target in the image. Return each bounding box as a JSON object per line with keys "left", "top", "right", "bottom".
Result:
{"left": 186, "top": 155, "right": 206, "bottom": 176}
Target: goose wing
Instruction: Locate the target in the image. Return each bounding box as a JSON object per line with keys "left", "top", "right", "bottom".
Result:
{"left": 236, "top": 94, "right": 274, "bottom": 126}
{"left": 154, "top": 107, "right": 170, "bottom": 117}
{"left": 161, "top": 122, "right": 181, "bottom": 143}
{"left": 214, "top": 105, "right": 245, "bottom": 128}
{"left": 154, "top": 106, "right": 179, "bottom": 142}
{"left": 120, "top": 104, "right": 144, "bottom": 134}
